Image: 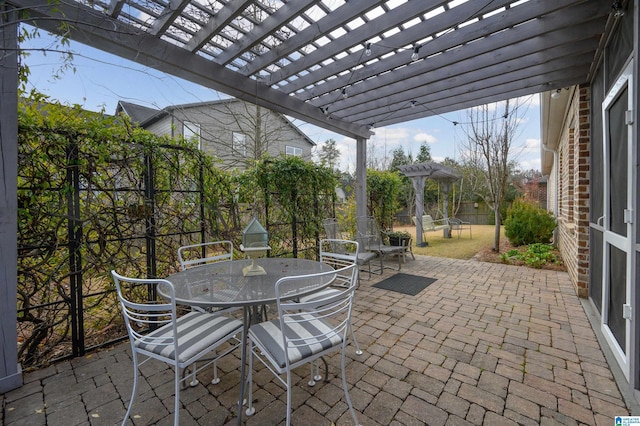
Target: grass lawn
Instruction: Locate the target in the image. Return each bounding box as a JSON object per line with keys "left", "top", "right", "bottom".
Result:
{"left": 393, "top": 224, "right": 505, "bottom": 260}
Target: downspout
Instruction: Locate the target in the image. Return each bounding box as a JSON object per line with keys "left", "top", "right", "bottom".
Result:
{"left": 541, "top": 142, "right": 559, "bottom": 245}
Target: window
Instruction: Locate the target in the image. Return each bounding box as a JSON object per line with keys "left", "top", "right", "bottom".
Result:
{"left": 183, "top": 122, "right": 201, "bottom": 149}
{"left": 233, "top": 132, "right": 247, "bottom": 156}
{"left": 286, "top": 145, "right": 302, "bottom": 157}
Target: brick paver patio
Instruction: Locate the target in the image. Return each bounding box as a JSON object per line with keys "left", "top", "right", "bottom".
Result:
{"left": 1, "top": 255, "right": 636, "bottom": 425}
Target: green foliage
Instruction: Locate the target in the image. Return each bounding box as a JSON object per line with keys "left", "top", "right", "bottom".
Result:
{"left": 416, "top": 142, "right": 432, "bottom": 163}
{"left": 247, "top": 155, "right": 337, "bottom": 256}
{"left": 17, "top": 95, "right": 243, "bottom": 347}
{"left": 500, "top": 244, "right": 560, "bottom": 269}
{"left": 366, "top": 169, "right": 401, "bottom": 230}
{"left": 504, "top": 198, "right": 556, "bottom": 246}
{"left": 318, "top": 138, "right": 340, "bottom": 170}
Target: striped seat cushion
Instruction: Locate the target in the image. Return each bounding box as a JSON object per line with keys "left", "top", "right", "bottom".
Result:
{"left": 135, "top": 312, "right": 242, "bottom": 363}
{"left": 298, "top": 288, "right": 343, "bottom": 304}
{"left": 249, "top": 313, "right": 343, "bottom": 368}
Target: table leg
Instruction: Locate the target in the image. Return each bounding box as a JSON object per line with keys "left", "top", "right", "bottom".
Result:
{"left": 237, "top": 306, "right": 249, "bottom": 425}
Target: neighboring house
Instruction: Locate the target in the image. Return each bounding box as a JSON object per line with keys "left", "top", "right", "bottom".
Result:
{"left": 540, "top": 9, "right": 638, "bottom": 402}
{"left": 116, "top": 99, "right": 316, "bottom": 170}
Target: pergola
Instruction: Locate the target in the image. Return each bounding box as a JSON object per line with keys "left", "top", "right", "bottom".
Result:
{"left": 398, "top": 162, "right": 461, "bottom": 246}
{"left": 0, "top": 0, "right": 623, "bottom": 391}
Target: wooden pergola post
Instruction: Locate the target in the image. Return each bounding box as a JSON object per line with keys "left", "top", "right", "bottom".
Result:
{"left": 355, "top": 136, "right": 367, "bottom": 219}
{"left": 0, "top": 6, "right": 23, "bottom": 393}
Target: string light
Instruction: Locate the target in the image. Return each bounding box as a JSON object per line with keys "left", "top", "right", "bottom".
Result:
{"left": 410, "top": 100, "right": 417, "bottom": 108}
{"left": 342, "top": 88, "right": 348, "bottom": 99}
{"left": 411, "top": 45, "right": 421, "bottom": 61}
{"left": 365, "top": 42, "right": 372, "bottom": 56}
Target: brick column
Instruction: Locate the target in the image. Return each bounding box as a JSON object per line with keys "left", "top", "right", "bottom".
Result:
{"left": 574, "top": 85, "right": 591, "bottom": 297}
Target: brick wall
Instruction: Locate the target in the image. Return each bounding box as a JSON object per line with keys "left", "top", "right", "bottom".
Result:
{"left": 555, "top": 86, "right": 591, "bottom": 298}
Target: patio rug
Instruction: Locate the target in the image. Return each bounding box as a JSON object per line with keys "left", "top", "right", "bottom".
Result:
{"left": 372, "top": 273, "right": 437, "bottom": 296}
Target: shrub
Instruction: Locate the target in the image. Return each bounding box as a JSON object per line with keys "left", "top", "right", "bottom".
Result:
{"left": 504, "top": 198, "right": 556, "bottom": 246}
{"left": 500, "top": 243, "right": 560, "bottom": 269}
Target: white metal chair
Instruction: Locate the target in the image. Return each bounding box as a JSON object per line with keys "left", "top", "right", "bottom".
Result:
{"left": 245, "top": 263, "right": 360, "bottom": 426}
{"left": 111, "top": 270, "right": 243, "bottom": 426}
{"left": 297, "top": 239, "right": 364, "bottom": 386}
{"left": 324, "top": 218, "right": 378, "bottom": 280}
{"left": 300, "top": 239, "right": 362, "bottom": 354}
{"left": 177, "top": 240, "right": 233, "bottom": 269}
{"left": 177, "top": 241, "right": 240, "bottom": 384}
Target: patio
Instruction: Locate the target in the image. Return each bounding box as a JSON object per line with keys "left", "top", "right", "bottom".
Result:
{"left": 2, "top": 255, "right": 635, "bottom": 425}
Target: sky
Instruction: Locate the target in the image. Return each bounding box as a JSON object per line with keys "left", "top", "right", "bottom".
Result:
{"left": 20, "top": 30, "right": 543, "bottom": 173}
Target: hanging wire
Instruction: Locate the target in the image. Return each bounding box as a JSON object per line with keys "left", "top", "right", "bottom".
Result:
{"left": 318, "top": 1, "right": 525, "bottom": 123}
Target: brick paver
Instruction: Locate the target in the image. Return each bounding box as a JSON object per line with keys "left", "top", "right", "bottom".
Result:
{"left": 1, "top": 255, "right": 635, "bottom": 425}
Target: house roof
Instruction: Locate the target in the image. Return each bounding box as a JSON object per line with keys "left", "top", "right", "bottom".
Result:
{"left": 13, "top": 0, "right": 623, "bottom": 139}
{"left": 118, "top": 98, "right": 316, "bottom": 146}
{"left": 116, "top": 101, "right": 165, "bottom": 124}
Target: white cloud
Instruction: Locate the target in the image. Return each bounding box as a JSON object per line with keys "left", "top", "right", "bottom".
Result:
{"left": 413, "top": 132, "right": 437, "bottom": 144}
{"left": 521, "top": 138, "right": 540, "bottom": 153}
{"left": 519, "top": 157, "right": 541, "bottom": 171}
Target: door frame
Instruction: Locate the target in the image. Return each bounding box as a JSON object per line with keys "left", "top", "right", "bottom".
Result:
{"left": 600, "top": 60, "right": 634, "bottom": 380}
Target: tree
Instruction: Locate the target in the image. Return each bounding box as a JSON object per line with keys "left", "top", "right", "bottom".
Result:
{"left": 319, "top": 138, "right": 341, "bottom": 170}
{"left": 389, "top": 146, "right": 411, "bottom": 172}
{"left": 416, "top": 142, "right": 432, "bottom": 163}
{"left": 458, "top": 98, "right": 530, "bottom": 251}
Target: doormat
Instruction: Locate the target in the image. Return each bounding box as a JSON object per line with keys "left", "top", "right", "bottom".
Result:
{"left": 372, "top": 273, "right": 437, "bottom": 296}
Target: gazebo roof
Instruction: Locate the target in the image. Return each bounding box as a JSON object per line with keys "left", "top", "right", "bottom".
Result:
{"left": 10, "top": 0, "right": 621, "bottom": 139}
{"left": 397, "top": 162, "right": 461, "bottom": 182}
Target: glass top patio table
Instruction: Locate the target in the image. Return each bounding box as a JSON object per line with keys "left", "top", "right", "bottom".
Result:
{"left": 163, "top": 257, "right": 336, "bottom": 425}
{"left": 164, "top": 258, "right": 335, "bottom": 308}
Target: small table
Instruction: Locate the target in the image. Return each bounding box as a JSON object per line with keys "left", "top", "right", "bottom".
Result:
{"left": 164, "top": 258, "right": 335, "bottom": 424}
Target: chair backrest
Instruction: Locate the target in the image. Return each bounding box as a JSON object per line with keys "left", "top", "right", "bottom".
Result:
{"left": 322, "top": 218, "right": 343, "bottom": 240}
{"left": 356, "top": 216, "right": 384, "bottom": 249}
{"left": 178, "top": 241, "right": 233, "bottom": 270}
{"left": 319, "top": 239, "right": 359, "bottom": 287}
{"left": 111, "top": 270, "right": 179, "bottom": 355}
{"left": 275, "top": 263, "right": 358, "bottom": 367}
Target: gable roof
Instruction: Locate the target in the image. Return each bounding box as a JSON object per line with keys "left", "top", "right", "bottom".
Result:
{"left": 116, "top": 101, "right": 165, "bottom": 124}
{"left": 117, "top": 98, "right": 316, "bottom": 146}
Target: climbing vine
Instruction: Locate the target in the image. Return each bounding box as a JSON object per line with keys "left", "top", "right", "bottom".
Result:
{"left": 366, "top": 169, "right": 401, "bottom": 230}
{"left": 16, "top": 95, "right": 339, "bottom": 367}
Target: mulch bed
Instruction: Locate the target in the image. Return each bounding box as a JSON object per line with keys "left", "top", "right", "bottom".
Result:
{"left": 474, "top": 239, "right": 567, "bottom": 272}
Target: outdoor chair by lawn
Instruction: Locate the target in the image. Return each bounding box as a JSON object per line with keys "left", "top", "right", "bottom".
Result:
{"left": 412, "top": 214, "right": 450, "bottom": 242}
{"left": 324, "top": 217, "right": 378, "bottom": 280}
{"left": 356, "top": 216, "right": 403, "bottom": 273}
{"left": 448, "top": 218, "right": 472, "bottom": 239}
